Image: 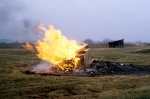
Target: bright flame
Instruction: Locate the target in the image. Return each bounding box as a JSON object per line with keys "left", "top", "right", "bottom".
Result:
{"left": 23, "top": 42, "right": 34, "bottom": 52}
{"left": 25, "top": 24, "right": 85, "bottom": 71}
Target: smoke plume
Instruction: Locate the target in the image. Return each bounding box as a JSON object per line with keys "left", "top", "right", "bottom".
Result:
{"left": 0, "top": 0, "right": 38, "bottom": 42}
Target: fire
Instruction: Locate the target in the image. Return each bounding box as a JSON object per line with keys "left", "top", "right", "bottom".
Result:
{"left": 23, "top": 42, "right": 35, "bottom": 52}
{"left": 24, "top": 24, "right": 86, "bottom": 71}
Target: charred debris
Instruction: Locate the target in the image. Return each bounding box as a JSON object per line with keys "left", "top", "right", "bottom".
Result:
{"left": 85, "top": 60, "right": 150, "bottom": 76}
{"left": 24, "top": 60, "right": 150, "bottom": 77}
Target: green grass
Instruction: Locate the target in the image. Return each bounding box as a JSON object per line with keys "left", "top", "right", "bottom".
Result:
{"left": 0, "top": 44, "right": 150, "bottom": 99}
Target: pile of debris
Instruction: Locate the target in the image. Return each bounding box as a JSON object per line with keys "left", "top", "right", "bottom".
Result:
{"left": 23, "top": 60, "right": 150, "bottom": 76}
{"left": 85, "top": 60, "right": 150, "bottom": 76}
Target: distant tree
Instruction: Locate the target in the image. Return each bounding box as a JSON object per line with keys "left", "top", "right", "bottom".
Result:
{"left": 135, "top": 40, "right": 144, "bottom": 45}
{"left": 84, "top": 39, "right": 95, "bottom": 44}
{"left": 24, "top": 19, "right": 31, "bottom": 28}
{"left": 15, "top": 40, "right": 19, "bottom": 44}
{"left": 96, "top": 41, "right": 102, "bottom": 44}
{"left": 102, "top": 38, "right": 113, "bottom": 44}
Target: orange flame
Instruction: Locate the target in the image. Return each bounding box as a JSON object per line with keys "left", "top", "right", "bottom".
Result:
{"left": 23, "top": 42, "right": 35, "bottom": 52}
{"left": 25, "top": 24, "right": 86, "bottom": 71}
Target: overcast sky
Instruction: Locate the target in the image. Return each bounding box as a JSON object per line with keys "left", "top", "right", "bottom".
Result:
{"left": 0, "top": 0, "right": 150, "bottom": 42}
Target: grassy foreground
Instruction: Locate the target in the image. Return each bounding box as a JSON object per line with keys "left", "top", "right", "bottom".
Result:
{"left": 0, "top": 44, "right": 150, "bottom": 99}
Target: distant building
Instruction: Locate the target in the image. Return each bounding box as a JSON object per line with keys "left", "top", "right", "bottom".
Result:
{"left": 108, "top": 39, "right": 124, "bottom": 48}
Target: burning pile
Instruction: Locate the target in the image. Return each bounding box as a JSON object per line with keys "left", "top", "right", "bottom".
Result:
{"left": 24, "top": 60, "right": 150, "bottom": 76}
{"left": 23, "top": 24, "right": 150, "bottom": 76}
{"left": 24, "top": 25, "right": 87, "bottom": 72}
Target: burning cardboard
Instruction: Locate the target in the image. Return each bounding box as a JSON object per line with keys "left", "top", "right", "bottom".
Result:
{"left": 23, "top": 24, "right": 150, "bottom": 76}
{"left": 23, "top": 24, "right": 87, "bottom": 72}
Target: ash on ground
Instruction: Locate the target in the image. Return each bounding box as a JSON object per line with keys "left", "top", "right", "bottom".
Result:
{"left": 23, "top": 60, "right": 150, "bottom": 76}
{"left": 24, "top": 62, "right": 69, "bottom": 76}
{"left": 85, "top": 60, "right": 150, "bottom": 76}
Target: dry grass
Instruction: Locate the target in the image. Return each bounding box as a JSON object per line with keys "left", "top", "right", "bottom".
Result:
{"left": 0, "top": 44, "right": 150, "bottom": 99}
{"left": 89, "top": 46, "right": 150, "bottom": 65}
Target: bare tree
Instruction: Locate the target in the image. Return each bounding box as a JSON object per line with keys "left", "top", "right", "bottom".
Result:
{"left": 84, "top": 39, "right": 95, "bottom": 44}
{"left": 102, "top": 38, "right": 113, "bottom": 44}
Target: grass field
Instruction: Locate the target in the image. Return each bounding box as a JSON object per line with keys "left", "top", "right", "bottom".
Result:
{"left": 0, "top": 44, "right": 150, "bottom": 99}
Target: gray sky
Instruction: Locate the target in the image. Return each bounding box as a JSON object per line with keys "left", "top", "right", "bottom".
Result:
{"left": 0, "top": 0, "right": 150, "bottom": 42}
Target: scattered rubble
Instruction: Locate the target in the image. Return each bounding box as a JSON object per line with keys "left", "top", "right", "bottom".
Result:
{"left": 85, "top": 60, "right": 150, "bottom": 76}
{"left": 23, "top": 60, "right": 150, "bottom": 76}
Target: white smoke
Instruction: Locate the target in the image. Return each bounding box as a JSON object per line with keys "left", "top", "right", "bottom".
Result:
{"left": 28, "top": 61, "right": 85, "bottom": 75}
{"left": 30, "top": 62, "right": 54, "bottom": 73}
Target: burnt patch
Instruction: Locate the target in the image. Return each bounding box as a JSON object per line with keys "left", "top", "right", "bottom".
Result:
{"left": 23, "top": 60, "right": 150, "bottom": 76}
{"left": 85, "top": 60, "right": 150, "bottom": 76}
